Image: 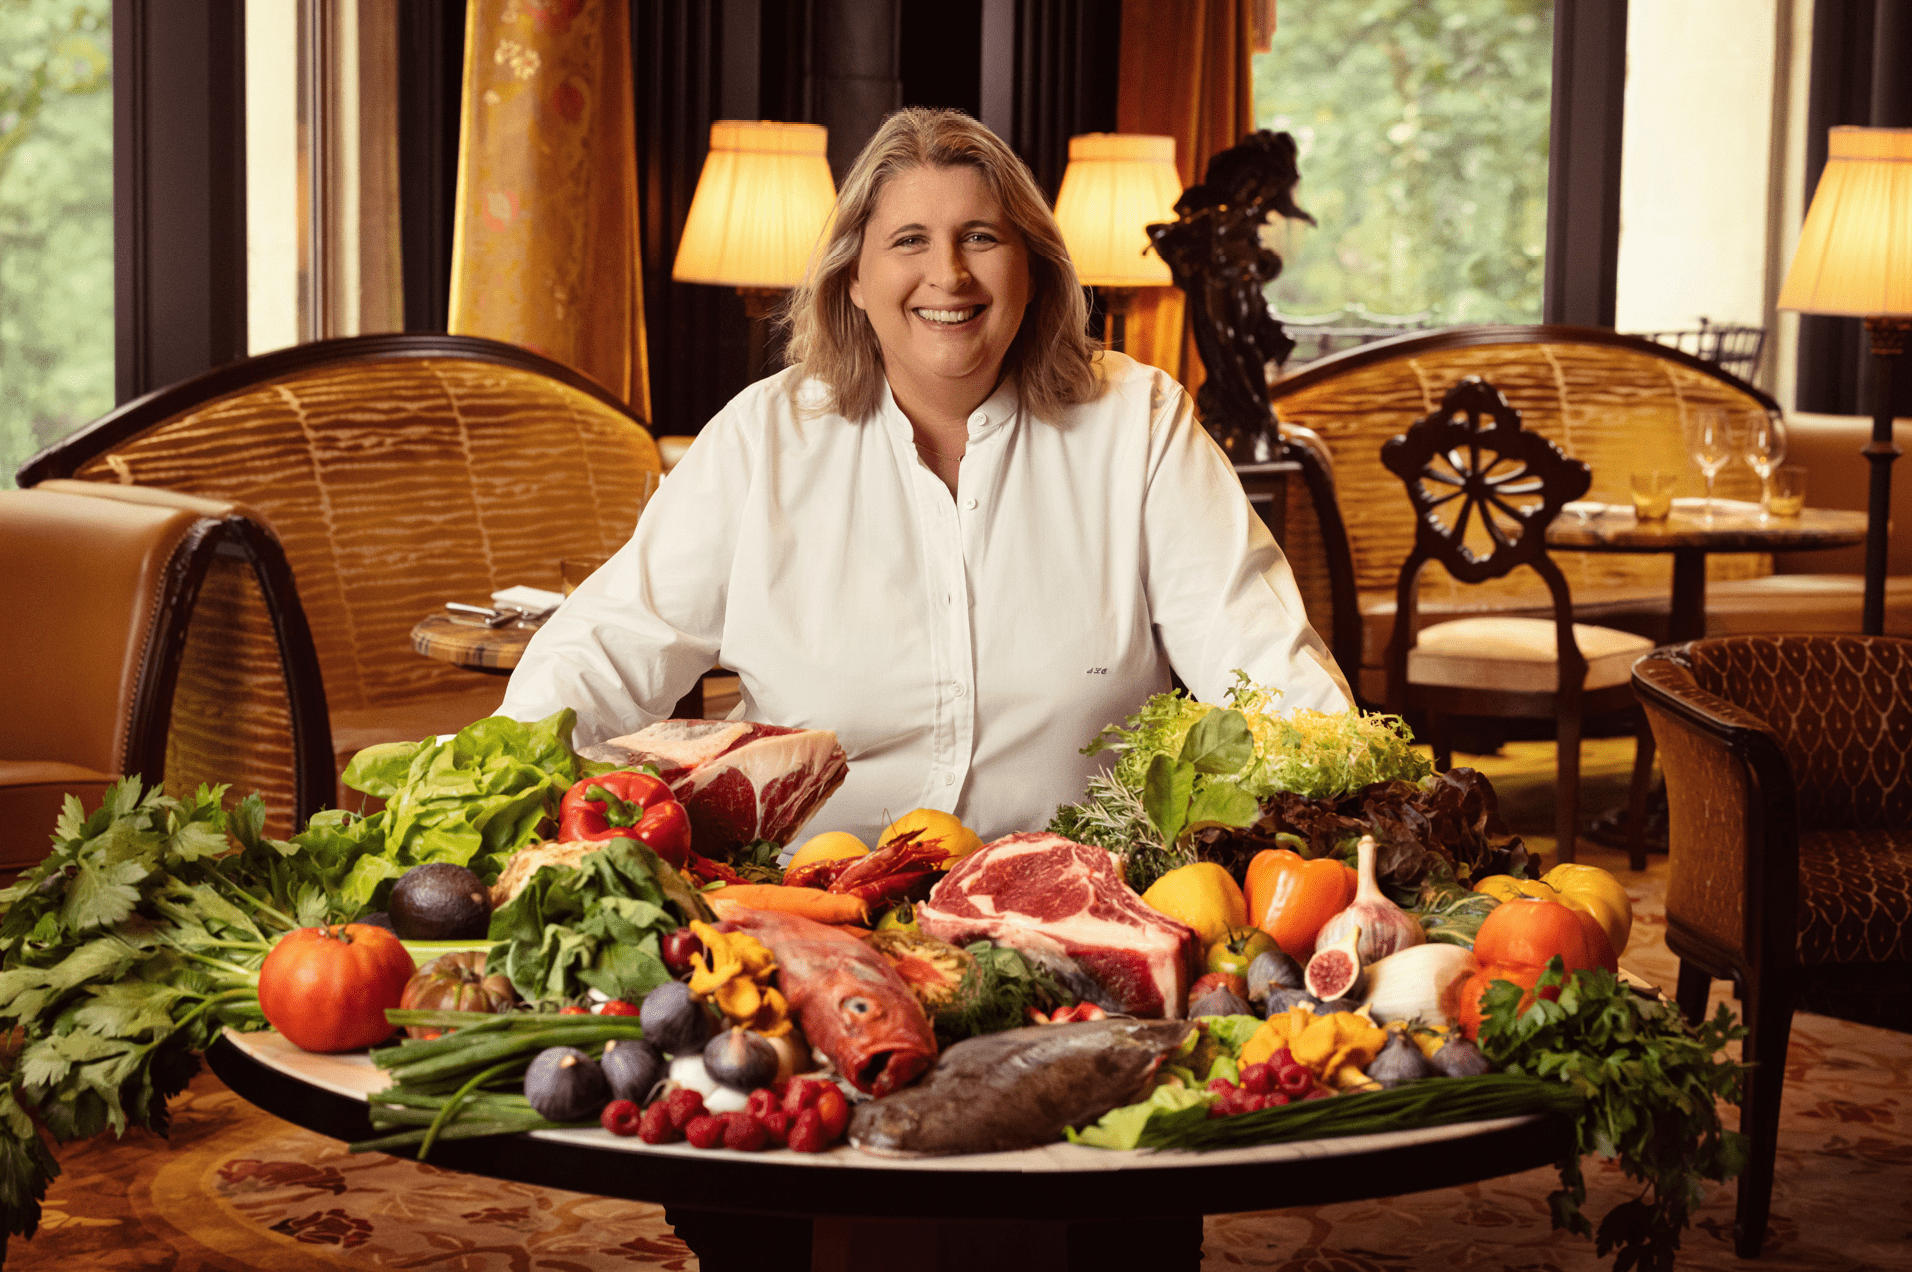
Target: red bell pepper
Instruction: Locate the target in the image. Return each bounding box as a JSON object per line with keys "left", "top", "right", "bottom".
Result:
{"left": 558, "top": 771, "right": 694, "bottom": 867}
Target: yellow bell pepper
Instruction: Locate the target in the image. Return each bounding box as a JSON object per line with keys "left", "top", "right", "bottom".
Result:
{"left": 1475, "top": 867, "right": 1632, "bottom": 963}
{"left": 1141, "top": 862, "right": 1247, "bottom": 949}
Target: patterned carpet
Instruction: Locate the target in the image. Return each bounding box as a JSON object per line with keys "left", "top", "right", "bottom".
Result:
{"left": 7, "top": 741, "right": 1910, "bottom": 1271}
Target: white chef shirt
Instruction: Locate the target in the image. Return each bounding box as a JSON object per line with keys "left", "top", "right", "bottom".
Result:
{"left": 500, "top": 351, "right": 1352, "bottom": 842}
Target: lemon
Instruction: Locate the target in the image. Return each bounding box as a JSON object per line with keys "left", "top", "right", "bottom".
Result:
{"left": 878, "top": 808, "right": 984, "bottom": 867}
{"left": 786, "top": 831, "right": 869, "bottom": 874}
{"left": 1141, "top": 862, "right": 1248, "bottom": 949}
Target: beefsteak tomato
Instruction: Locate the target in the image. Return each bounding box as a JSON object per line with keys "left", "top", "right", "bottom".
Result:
{"left": 258, "top": 924, "right": 416, "bottom": 1053}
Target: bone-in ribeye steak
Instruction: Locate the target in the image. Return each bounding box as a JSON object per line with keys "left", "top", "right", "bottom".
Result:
{"left": 915, "top": 832, "right": 1197, "bottom": 1018}
{"left": 579, "top": 720, "right": 848, "bottom": 855}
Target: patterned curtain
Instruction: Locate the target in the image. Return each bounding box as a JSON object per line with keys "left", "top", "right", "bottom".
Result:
{"left": 448, "top": 0, "right": 651, "bottom": 418}
{"left": 1117, "top": 0, "right": 1260, "bottom": 402}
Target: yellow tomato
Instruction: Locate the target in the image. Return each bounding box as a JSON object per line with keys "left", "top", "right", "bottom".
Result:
{"left": 786, "top": 831, "right": 869, "bottom": 874}
{"left": 1141, "top": 862, "right": 1248, "bottom": 950}
{"left": 1541, "top": 863, "right": 1633, "bottom": 960}
{"left": 879, "top": 809, "right": 984, "bottom": 867}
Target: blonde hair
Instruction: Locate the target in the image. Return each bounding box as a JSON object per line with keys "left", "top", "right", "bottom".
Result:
{"left": 784, "top": 107, "right": 1100, "bottom": 422}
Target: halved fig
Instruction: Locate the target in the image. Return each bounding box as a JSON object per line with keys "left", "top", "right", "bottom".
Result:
{"left": 1303, "top": 925, "right": 1367, "bottom": 1002}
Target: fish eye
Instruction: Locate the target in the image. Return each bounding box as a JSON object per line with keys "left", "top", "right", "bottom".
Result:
{"left": 842, "top": 996, "right": 874, "bottom": 1016}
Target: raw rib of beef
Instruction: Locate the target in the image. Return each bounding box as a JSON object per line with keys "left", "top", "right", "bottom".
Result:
{"left": 915, "top": 832, "right": 1198, "bottom": 1018}
{"left": 578, "top": 720, "right": 849, "bottom": 856}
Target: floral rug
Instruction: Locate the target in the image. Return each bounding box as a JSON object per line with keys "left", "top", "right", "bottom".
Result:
{"left": 8, "top": 742, "right": 1910, "bottom": 1270}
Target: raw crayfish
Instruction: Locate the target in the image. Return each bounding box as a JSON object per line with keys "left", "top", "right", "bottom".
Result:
{"left": 783, "top": 828, "right": 948, "bottom": 908}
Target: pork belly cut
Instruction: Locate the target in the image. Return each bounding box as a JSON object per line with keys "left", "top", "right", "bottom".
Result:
{"left": 915, "top": 832, "right": 1197, "bottom": 1018}
{"left": 579, "top": 719, "right": 849, "bottom": 856}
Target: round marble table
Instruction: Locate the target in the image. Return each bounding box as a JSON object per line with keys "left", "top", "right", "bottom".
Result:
{"left": 207, "top": 1028, "right": 1574, "bottom": 1272}
{"left": 1548, "top": 501, "right": 1868, "bottom": 642}
{"left": 410, "top": 612, "right": 538, "bottom": 675}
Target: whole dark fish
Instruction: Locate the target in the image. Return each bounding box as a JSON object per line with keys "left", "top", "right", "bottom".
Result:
{"left": 721, "top": 908, "right": 937, "bottom": 1097}
{"left": 847, "top": 1017, "right": 1195, "bottom": 1157}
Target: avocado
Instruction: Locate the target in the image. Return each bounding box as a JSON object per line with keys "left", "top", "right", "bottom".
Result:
{"left": 388, "top": 863, "right": 491, "bottom": 941}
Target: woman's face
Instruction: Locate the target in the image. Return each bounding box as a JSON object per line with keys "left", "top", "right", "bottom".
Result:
{"left": 849, "top": 164, "right": 1032, "bottom": 418}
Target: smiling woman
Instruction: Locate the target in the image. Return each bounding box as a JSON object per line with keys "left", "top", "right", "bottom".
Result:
{"left": 499, "top": 106, "right": 1352, "bottom": 852}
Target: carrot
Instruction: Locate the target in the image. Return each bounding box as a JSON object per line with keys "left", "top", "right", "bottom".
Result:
{"left": 705, "top": 884, "right": 870, "bottom": 926}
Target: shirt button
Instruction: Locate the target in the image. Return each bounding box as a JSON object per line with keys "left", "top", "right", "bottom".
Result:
{"left": 970, "top": 413, "right": 986, "bottom": 426}
{"left": 963, "top": 496, "right": 978, "bottom": 510}
{"left": 951, "top": 683, "right": 967, "bottom": 698}
{"left": 944, "top": 774, "right": 956, "bottom": 786}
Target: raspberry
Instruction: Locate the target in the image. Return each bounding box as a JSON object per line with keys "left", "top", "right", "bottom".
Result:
{"left": 684, "top": 1114, "right": 726, "bottom": 1149}
{"left": 600, "top": 1099, "right": 642, "bottom": 1137}
{"left": 1238, "top": 1092, "right": 1268, "bottom": 1113}
{"left": 1206, "top": 1100, "right": 1233, "bottom": 1120}
{"left": 756, "top": 1108, "right": 790, "bottom": 1146}
{"left": 1304, "top": 1086, "right": 1334, "bottom": 1101}
{"left": 1239, "top": 1062, "right": 1273, "bottom": 1095}
{"left": 783, "top": 1076, "right": 829, "bottom": 1118}
{"left": 1205, "top": 1077, "right": 1236, "bottom": 1095}
{"left": 1268, "top": 1093, "right": 1291, "bottom": 1107}
{"left": 664, "top": 1088, "right": 708, "bottom": 1130}
{"left": 598, "top": 999, "right": 640, "bottom": 1017}
{"left": 813, "top": 1086, "right": 849, "bottom": 1142}
{"left": 637, "top": 1102, "right": 678, "bottom": 1144}
{"left": 786, "top": 1107, "right": 828, "bottom": 1153}
{"left": 1276, "top": 1065, "right": 1314, "bottom": 1098}
{"left": 1271, "top": 1047, "right": 1295, "bottom": 1070}
{"left": 745, "top": 1087, "right": 782, "bottom": 1121}
{"left": 722, "top": 1111, "right": 768, "bottom": 1151}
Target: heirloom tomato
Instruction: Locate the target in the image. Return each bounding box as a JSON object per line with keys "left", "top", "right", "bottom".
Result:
{"left": 258, "top": 924, "right": 416, "bottom": 1053}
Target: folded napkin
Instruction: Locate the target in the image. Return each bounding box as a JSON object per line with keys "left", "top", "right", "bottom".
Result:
{"left": 491, "top": 584, "right": 566, "bottom": 612}
{"left": 1670, "top": 496, "right": 1762, "bottom": 513}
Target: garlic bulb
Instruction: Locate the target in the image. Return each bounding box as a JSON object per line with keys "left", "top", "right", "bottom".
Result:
{"left": 1313, "top": 834, "right": 1425, "bottom": 963}
{"left": 1359, "top": 942, "right": 1478, "bottom": 1028}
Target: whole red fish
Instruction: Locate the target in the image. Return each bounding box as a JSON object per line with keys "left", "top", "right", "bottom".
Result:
{"left": 722, "top": 909, "right": 937, "bottom": 1096}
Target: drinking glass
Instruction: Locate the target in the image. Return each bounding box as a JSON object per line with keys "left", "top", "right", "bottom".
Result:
{"left": 1769, "top": 464, "right": 1807, "bottom": 517}
{"left": 1730, "top": 411, "right": 1788, "bottom": 521}
{"left": 1684, "top": 408, "right": 1732, "bottom": 522}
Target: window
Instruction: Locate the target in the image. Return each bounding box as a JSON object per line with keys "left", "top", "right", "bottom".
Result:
{"left": 1251, "top": 0, "right": 1554, "bottom": 332}
{"left": 0, "top": 0, "right": 111, "bottom": 489}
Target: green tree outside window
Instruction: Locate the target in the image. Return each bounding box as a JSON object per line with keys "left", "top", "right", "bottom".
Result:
{"left": 0, "top": 0, "right": 112, "bottom": 490}
{"left": 1253, "top": 0, "right": 1552, "bottom": 329}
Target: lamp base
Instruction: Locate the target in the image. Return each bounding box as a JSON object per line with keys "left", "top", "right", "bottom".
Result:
{"left": 736, "top": 287, "right": 790, "bottom": 380}
{"left": 1098, "top": 287, "right": 1135, "bottom": 354}
{"left": 1861, "top": 315, "right": 1908, "bottom": 636}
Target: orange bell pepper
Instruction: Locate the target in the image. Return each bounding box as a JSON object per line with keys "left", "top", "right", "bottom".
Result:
{"left": 1243, "top": 848, "right": 1358, "bottom": 961}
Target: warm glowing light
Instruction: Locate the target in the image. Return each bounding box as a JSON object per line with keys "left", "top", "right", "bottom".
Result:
{"left": 1052, "top": 133, "right": 1183, "bottom": 288}
{"left": 672, "top": 121, "right": 837, "bottom": 290}
{"left": 1777, "top": 126, "right": 1912, "bottom": 317}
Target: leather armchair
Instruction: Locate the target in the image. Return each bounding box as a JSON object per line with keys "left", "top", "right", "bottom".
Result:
{"left": 1632, "top": 635, "right": 1912, "bottom": 1257}
{"left": 0, "top": 482, "right": 328, "bottom": 877}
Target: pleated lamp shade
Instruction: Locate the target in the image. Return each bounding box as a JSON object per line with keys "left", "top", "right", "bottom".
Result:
{"left": 1052, "top": 134, "right": 1183, "bottom": 288}
{"left": 1777, "top": 126, "right": 1912, "bottom": 317}
{"left": 672, "top": 121, "right": 837, "bottom": 290}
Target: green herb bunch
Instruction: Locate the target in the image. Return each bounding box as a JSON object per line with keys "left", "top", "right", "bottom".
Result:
{"left": 1478, "top": 960, "right": 1749, "bottom": 1272}
{"left": 0, "top": 778, "right": 349, "bottom": 1258}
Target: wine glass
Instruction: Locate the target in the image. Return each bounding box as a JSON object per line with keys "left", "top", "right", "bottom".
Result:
{"left": 1730, "top": 411, "right": 1788, "bottom": 522}
{"left": 1684, "top": 408, "right": 1732, "bottom": 522}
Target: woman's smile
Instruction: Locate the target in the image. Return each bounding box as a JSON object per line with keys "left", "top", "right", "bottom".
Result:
{"left": 849, "top": 164, "right": 1032, "bottom": 422}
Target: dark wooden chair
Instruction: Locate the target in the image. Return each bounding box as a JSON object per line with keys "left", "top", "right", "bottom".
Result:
{"left": 0, "top": 482, "right": 329, "bottom": 868}
{"left": 1381, "top": 376, "right": 1654, "bottom": 865}
{"left": 1631, "top": 634, "right": 1912, "bottom": 1256}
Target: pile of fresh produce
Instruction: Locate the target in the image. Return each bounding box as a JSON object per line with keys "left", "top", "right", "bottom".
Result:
{"left": 0, "top": 684, "right": 1750, "bottom": 1272}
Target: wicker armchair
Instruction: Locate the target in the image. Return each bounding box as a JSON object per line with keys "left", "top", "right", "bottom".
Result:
{"left": 18, "top": 334, "right": 662, "bottom": 824}
{"left": 1632, "top": 635, "right": 1912, "bottom": 1256}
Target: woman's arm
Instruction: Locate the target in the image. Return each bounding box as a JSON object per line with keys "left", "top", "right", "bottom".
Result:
{"left": 1138, "top": 374, "right": 1354, "bottom": 714}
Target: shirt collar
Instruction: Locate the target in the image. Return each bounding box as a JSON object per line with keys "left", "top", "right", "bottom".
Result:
{"left": 876, "top": 377, "right": 1022, "bottom": 441}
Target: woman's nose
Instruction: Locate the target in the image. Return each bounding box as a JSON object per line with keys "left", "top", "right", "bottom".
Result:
{"left": 931, "top": 240, "right": 971, "bottom": 290}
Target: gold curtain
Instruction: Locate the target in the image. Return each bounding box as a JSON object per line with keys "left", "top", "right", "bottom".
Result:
{"left": 1117, "top": 0, "right": 1260, "bottom": 400}
{"left": 448, "top": 0, "right": 650, "bottom": 417}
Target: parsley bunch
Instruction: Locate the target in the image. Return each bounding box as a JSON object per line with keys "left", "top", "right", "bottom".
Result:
{"left": 1478, "top": 961, "right": 1749, "bottom": 1272}
{"left": 0, "top": 778, "right": 352, "bottom": 1258}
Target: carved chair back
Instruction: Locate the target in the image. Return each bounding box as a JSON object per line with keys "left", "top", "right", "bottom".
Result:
{"left": 1380, "top": 376, "right": 1592, "bottom": 700}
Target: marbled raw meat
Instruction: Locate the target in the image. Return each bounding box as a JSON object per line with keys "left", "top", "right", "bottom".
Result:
{"left": 579, "top": 719, "right": 848, "bottom": 856}
{"left": 915, "top": 832, "right": 1198, "bottom": 1018}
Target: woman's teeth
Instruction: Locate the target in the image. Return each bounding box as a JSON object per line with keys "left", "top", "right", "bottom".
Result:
{"left": 916, "top": 306, "right": 982, "bottom": 324}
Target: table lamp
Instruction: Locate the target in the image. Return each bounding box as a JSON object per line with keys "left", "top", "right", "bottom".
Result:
{"left": 1776, "top": 125, "right": 1912, "bottom": 635}
{"left": 672, "top": 120, "right": 837, "bottom": 376}
{"left": 1052, "top": 133, "right": 1183, "bottom": 352}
